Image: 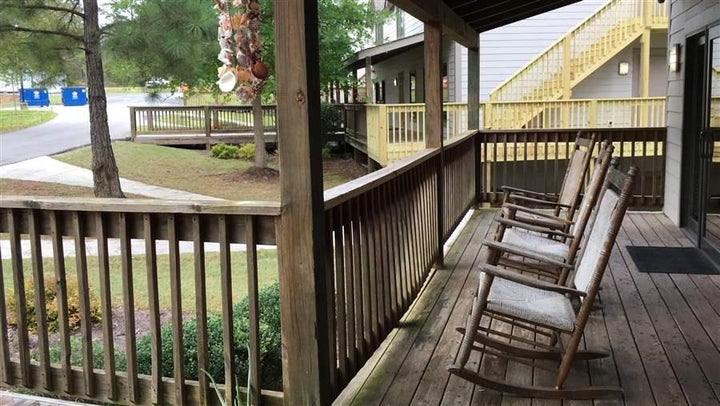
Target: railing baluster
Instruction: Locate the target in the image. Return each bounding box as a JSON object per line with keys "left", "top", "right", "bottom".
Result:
{"left": 192, "top": 215, "right": 209, "bottom": 405}
{"left": 333, "top": 206, "right": 348, "bottom": 384}
{"left": 143, "top": 214, "right": 162, "bottom": 404}
{"left": 120, "top": 213, "right": 139, "bottom": 402}
{"left": 246, "top": 216, "right": 262, "bottom": 404}
{"left": 50, "top": 211, "right": 72, "bottom": 393}
{"left": 343, "top": 201, "right": 357, "bottom": 375}
{"left": 219, "top": 215, "right": 233, "bottom": 406}
{"left": 73, "top": 212, "right": 93, "bottom": 396}
{"left": 96, "top": 212, "right": 117, "bottom": 400}
{"left": 168, "top": 214, "right": 186, "bottom": 405}
{"left": 29, "top": 209, "right": 51, "bottom": 390}
{"left": 323, "top": 209, "right": 338, "bottom": 395}
{"left": 8, "top": 210, "right": 30, "bottom": 387}
{"left": 357, "top": 194, "right": 371, "bottom": 360}
{"left": 351, "top": 201, "right": 365, "bottom": 364}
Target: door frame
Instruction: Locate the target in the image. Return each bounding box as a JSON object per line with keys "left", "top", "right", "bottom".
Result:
{"left": 681, "top": 24, "right": 720, "bottom": 264}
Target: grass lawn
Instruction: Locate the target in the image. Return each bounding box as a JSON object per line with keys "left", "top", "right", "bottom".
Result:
{"left": 55, "top": 141, "right": 366, "bottom": 200}
{"left": 0, "top": 110, "right": 57, "bottom": 133}
{"left": 2, "top": 249, "right": 279, "bottom": 313}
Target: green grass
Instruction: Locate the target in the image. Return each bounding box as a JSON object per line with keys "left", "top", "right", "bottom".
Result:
{"left": 105, "top": 86, "right": 146, "bottom": 93}
{"left": 0, "top": 110, "right": 57, "bottom": 133}
{"left": 2, "top": 249, "right": 279, "bottom": 312}
{"left": 55, "top": 141, "right": 268, "bottom": 200}
{"left": 49, "top": 94, "right": 61, "bottom": 105}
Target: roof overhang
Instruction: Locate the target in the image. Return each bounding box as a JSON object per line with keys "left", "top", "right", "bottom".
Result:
{"left": 346, "top": 33, "right": 424, "bottom": 70}
{"left": 390, "top": 0, "right": 583, "bottom": 48}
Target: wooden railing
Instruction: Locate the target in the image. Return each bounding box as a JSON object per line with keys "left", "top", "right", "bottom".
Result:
{"left": 485, "top": 97, "right": 666, "bottom": 129}
{"left": 489, "top": 0, "right": 667, "bottom": 101}
{"left": 479, "top": 128, "right": 666, "bottom": 207}
{"left": 130, "top": 105, "right": 277, "bottom": 138}
{"left": 355, "top": 98, "right": 666, "bottom": 166}
{"left": 0, "top": 198, "right": 282, "bottom": 405}
{"left": 321, "top": 130, "right": 479, "bottom": 398}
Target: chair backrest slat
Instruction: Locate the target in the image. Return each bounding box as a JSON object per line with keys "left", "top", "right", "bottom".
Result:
{"left": 557, "top": 132, "right": 598, "bottom": 210}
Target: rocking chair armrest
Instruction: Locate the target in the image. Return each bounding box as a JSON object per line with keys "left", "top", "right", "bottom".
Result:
{"left": 496, "top": 217, "right": 574, "bottom": 240}
{"left": 503, "top": 203, "right": 574, "bottom": 225}
{"left": 478, "top": 263, "right": 587, "bottom": 297}
{"left": 501, "top": 186, "right": 558, "bottom": 201}
{"left": 506, "top": 195, "right": 572, "bottom": 209}
{"left": 483, "top": 239, "right": 575, "bottom": 270}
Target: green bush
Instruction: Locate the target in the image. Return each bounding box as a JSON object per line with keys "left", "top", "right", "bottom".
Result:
{"left": 237, "top": 143, "right": 256, "bottom": 161}
{"left": 7, "top": 277, "right": 102, "bottom": 333}
{"left": 320, "top": 102, "right": 342, "bottom": 140}
{"left": 211, "top": 143, "right": 240, "bottom": 159}
{"left": 136, "top": 283, "right": 282, "bottom": 390}
{"left": 46, "top": 337, "right": 127, "bottom": 372}
{"left": 322, "top": 147, "right": 331, "bottom": 160}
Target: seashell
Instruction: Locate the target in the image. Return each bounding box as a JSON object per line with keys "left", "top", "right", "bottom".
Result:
{"left": 236, "top": 67, "right": 253, "bottom": 82}
{"left": 248, "top": 1, "right": 260, "bottom": 12}
{"left": 251, "top": 61, "right": 268, "bottom": 80}
{"left": 240, "top": 12, "right": 251, "bottom": 25}
{"left": 231, "top": 14, "right": 243, "bottom": 30}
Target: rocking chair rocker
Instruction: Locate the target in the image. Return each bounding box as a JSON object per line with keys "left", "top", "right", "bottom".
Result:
{"left": 447, "top": 165, "right": 637, "bottom": 399}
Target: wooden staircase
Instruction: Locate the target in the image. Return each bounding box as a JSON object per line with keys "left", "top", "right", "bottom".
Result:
{"left": 488, "top": 0, "right": 667, "bottom": 128}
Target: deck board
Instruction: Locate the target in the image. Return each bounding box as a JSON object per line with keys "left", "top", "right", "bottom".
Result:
{"left": 334, "top": 211, "right": 720, "bottom": 406}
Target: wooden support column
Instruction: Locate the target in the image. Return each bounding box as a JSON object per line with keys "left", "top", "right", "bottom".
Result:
{"left": 468, "top": 47, "right": 479, "bottom": 130}
{"left": 274, "top": 1, "right": 330, "bottom": 405}
{"left": 639, "top": 2, "right": 651, "bottom": 125}
{"left": 468, "top": 46, "right": 481, "bottom": 207}
{"left": 365, "top": 57, "right": 373, "bottom": 103}
{"left": 425, "top": 22, "right": 444, "bottom": 266}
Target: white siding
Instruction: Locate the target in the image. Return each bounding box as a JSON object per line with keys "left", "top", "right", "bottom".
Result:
{"left": 665, "top": 0, "right": 720, "bottom": 225}
{"left": 478, "top": 0, "right": 607, "bottom": 100}
{"left": 572, "top": 48, "right": 635, "bottom": 99}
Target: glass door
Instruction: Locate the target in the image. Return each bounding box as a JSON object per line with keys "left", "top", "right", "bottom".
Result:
{"left": 705, "top": 28, "right": 720, "bottom": 253}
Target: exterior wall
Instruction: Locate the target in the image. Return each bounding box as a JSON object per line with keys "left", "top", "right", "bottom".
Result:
{"left": 370, "top": 45, "right": 426, "bottom": 103}
{"left": 572, "top": 47, "right": 635, "bottom": 99}
{"left": 665, "top": 0, "right": 720, "bottom": 225}
{"left": 478, "top": 0, "right": 607, "bottom": 100}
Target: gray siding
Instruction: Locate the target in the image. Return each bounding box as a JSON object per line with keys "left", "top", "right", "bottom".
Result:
{"left": 665, "top": 0, "right": 720, "bottom": 225}
{"left": 479, "top": 0, "right": 607, "bottom": 100}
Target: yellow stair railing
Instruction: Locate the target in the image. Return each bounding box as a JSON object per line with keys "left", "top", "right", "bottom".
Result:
{"left": 489, "top": 0, "right": 668, "bottom": 103}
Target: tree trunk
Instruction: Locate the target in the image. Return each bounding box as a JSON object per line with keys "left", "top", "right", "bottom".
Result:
{"left": 84, "top": 0, "right": 125, "bottom": 198}
{"left": 252, "top": 95, "right": 266, "bottom": 168}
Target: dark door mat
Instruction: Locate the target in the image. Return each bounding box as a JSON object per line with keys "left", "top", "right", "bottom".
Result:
{"left": 627, "top": 246, "right": 720, "bottom": 274}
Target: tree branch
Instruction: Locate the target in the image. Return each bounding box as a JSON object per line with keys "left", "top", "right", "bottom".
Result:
{"left": 4, "top": 3, "right": 86, "bottom": 19}
{"left": 0, "top": 24, "right": 84, "bottom": 43}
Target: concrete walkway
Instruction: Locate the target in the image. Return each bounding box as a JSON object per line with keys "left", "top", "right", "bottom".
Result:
{"left": 0, "top": 156, "right": 223, "bottom": 201}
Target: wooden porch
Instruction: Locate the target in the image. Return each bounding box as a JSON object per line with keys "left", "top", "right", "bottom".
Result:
{"left": 335, "top": 210, "right": 720, "bottom": 405}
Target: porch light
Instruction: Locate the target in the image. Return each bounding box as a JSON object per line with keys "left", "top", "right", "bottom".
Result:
{"left": 618, "top": 61, "right": 629, "bottom": 76}
{"left": 669, "top": 43, "right": 681, "bottom": 72}
{"left": 393, "top": 78, "right": 397, "bottom": 86}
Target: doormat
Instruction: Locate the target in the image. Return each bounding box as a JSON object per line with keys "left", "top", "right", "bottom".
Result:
{"left": 627, "top": 246, "right": 720, "bottom": 274}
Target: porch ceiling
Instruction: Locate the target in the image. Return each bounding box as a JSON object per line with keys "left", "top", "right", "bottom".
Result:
{"left": 391, "top": 0, "right": 581, "bottom": 48}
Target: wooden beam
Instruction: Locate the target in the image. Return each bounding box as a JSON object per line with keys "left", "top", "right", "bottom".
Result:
{"left": 273, "top": 1, "right": 330, "bottom": 405}
{"left": 391, "top": 0, "right": 478, "bottom": 48}
{"left": 424, "top": 22, "right": 444, "bottom": 266}
{"left": 468, "top": 47, "right": 479, "bottom": 130}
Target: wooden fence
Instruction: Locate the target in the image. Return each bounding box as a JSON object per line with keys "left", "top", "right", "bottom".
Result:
{"left": 321, "top": 130, "right": 478, "bottom": 397}
{"left": 0, "top": 198, "right": 282, "bottom": 405}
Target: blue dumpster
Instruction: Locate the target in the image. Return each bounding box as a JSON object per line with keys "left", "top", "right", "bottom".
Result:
{"left": 61, "top": 87, "right": 87, "bottom": 106}
{"left": 20, "top": 88, "right": 50, "bottom": 107}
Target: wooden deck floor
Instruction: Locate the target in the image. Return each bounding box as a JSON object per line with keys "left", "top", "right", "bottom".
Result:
{"left": 334, "top": 209, "right": 720, "bottom": 405}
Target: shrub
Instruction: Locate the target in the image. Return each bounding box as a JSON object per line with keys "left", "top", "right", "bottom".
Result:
{"left": 136, "top": 283, "right": 282, "bottom": 391}
{"left": 320, "top": 102, "right": 342, "bottom": 140}
{"left": 237, "top": 143, "right": 256, "bottom": 161}
{"left": 321, "top": 147, "right": 331, "bottom": 159}
{"left": 7, "top": 276, "right": 102, "bottom": 333}
{"left": 211, "top": 143, "right": 240, "bottom": 159}
{"left": 46, "top": 337, "right": 127, "bottom": 372}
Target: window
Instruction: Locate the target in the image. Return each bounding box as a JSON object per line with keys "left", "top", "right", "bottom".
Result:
{"left": 409, "top": 72, "right": 417, "bottom": 103}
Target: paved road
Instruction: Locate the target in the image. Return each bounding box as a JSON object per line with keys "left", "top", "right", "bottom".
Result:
{"left": 0, "top": 92, "right": 183, "bottom": 166}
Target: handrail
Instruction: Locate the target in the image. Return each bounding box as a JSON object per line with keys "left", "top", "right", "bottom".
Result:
{"left": 489, "top": 0, "right": 667, "bottom": 101}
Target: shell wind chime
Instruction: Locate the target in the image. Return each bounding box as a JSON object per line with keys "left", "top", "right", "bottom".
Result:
{"left": 215, "top": 0, "right": 267, "bottom": 102}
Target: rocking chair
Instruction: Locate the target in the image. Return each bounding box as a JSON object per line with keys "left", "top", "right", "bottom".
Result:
{"left": 447, "top": 165, "right": 637, "bottom": 399}
{"left": 486, "top": 142, "right": 616, "bottom": 285}
{"left": 501, "top": 132, "right": 598, "bottom": 223}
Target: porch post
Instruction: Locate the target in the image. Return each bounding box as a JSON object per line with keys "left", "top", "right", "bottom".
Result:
{"left": 468, "top": 46, "right": 481, "bottom": 207}
{"left": 365, "top": 57, "right": 373, "bottom": 103}
{"left": 425, "top": 21, "right": 444, "bottom": 265}
{"left": 468, "top": 47, "right": 479, "bottom": 130}
{"left": 274, "top": 1, "right": 330, "bottom": 405}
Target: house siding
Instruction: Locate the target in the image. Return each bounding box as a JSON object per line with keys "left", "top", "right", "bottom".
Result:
{"left": 665, "top": 0, "right": 720, "bottom": 225}
{"left": 478, "top": 0, "right": 608, "bottom": 100}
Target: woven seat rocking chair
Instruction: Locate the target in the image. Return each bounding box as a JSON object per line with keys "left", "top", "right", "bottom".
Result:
{"left": 447, "top": 165, "right": 637, "bottom": 399}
